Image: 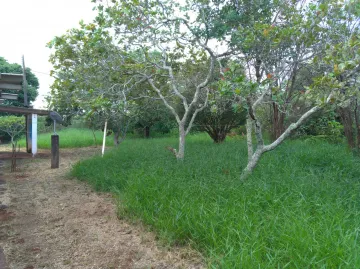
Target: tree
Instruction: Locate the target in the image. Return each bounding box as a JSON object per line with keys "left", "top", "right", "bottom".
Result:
{"left": 91, "top": 0, "right": 236, "bottom": 159}
{"left": 202, "top": 0, "right": 360, "bottom": 178}
{"left": 0, "top": 116, "right": 25, "bottom": 146}
{"left": 195, "top": 87, "right": 246, "bottom": 143}
{"left": 0, "top": 57, "right": 39, "bottom": 107}
{"left": 48, "top": 23, "right": 136, "bottom": 146}
{"left": 133, "top": 98, "right": 173, "bottom": 138}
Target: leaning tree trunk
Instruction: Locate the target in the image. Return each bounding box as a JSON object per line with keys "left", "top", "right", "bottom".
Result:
{"left": 241, "top": 105, "right": 321, "bottom": 180}
{"left": 241, "top": 148, "right": 264, "bottom": 179}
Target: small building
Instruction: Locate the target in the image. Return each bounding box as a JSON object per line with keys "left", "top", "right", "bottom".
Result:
{"left": 0, "top": 72, "right": 49, "bottom": 155}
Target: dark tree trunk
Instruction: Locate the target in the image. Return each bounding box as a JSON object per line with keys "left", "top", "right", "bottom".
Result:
{"left": 205, "top": 126, "right": 229, "bottom": 143}
{"left": 144, "top": 126, "right": 150, "bottom": 138}
{"left": 354, "top": 99, "right": 360, "bottom": 149}
{"left": 339, "top": 106, "right": 355, "bottom": 149}
{"left": 271, "top": 103, "right": 285, "bottom": 141}
{"left": 114, "top": 131, "right": 120, "bottom": 147}
{"left": 91, "top": 128, "right": 97, "bottom": 147}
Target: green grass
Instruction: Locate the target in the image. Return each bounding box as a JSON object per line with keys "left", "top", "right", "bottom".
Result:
{"left": 71, "top": 134, "right": 360, "bottom": 268}
{"left": 18, "top": 128, "right": 114, "bottom": 149}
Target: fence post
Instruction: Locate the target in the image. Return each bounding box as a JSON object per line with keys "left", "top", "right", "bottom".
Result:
{"left": 51, "top": 135, "right": 59, "bottom": 169}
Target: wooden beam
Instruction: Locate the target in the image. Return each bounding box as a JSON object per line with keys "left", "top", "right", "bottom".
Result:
{"left": 0, "top": 93, "right": 18, "bottom": 100}
{"left": 0, "top": 73, "right": 23, "bottom": 84}
{"left": 0, "top": 152, "right": 49, "bottom": 159}
{"left": 0, "top": 83, "right": 22, "bottom": 91}
{"left": 0, "top": 106, "right": 49, "bottom": 115}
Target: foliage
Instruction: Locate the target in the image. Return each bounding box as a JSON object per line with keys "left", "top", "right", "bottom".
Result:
{"left": 295, "top": 110, "right": 344, "bottom": 143}
{"left": 204, "top": 0, "right": 360, "bottom": 177}
{"left": 72, "top": 135, "right": 360, "bottom": 268}
{"left": 195, "top": 88, "right": 247, "bottom": 143}
{"left": 133, "top": 98, "right": 174, "bottom": 138}
{"left": 48, "top": 24, "right": 137, "bottom": 145}
{"left": 0, "top": 116, "right": 25, "bottom": 145}
{"left": 85, "top": 0, "right": 228, "bottom": 159}
{"left": 0, "top": 56, "right": 39, "bottom": 107}
{"left": 49, "top": 0, "right": 360, "bottom": 176}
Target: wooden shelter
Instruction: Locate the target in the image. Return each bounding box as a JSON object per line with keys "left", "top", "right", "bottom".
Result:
{"left": 0, "top": 71, "right": 49, "bottom": 155}
{"left": 0, "top": 73, "right": 23, "bottom": 103}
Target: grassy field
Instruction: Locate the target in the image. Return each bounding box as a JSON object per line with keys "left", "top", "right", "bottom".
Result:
{"left": 17, "top": 128, "right": 114, "bottom": 149}
{"left": 71, "top": 134, "right": 360, "bottom": 268}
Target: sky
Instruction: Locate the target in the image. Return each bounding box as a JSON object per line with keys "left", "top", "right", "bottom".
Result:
{"left": 0, "top": 0, "right": 96, "bottom": 108}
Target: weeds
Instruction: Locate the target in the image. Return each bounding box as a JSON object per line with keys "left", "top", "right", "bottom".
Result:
{"left": 72, "top": 134, "right": 360, "bottom": 268}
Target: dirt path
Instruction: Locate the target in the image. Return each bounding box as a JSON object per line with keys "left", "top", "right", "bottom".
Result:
{"left": 0, "top": 148, "right": 204, "bottom": 269}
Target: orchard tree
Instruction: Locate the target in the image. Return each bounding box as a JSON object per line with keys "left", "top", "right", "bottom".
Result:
{"left": 48, "top": 23, "right": 137, "bottom": 146}
{"left": 209, "top": 0, "right": 360, "bottom": 178}
{"left": 195, "top": 87, "right": 247, "bottom": 143}
{"left": 133, "top": 98, "right": 173, "bottom": 138}
{"left": 0, "top": 116, "right": 25, "bottom": 147}
{"left": 91, "top": 0, "right": 233, "bottom": 159}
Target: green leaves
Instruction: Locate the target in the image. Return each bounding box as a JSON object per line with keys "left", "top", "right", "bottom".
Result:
{"left": 0, "top": 116, "right": 25, "bottom": 142}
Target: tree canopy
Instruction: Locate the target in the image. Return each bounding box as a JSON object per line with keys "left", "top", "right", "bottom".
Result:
{"left": 0, "top": 56, "right": 39, "bottom": 107}
{"left": 48, "top": 0, "right": 360, "bottom": 177}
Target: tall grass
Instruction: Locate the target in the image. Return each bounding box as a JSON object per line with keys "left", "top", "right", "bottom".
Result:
{"left": 18, "top": 128, "right": 114, "bottom": 149}
{"left": 72, "top": 134, "right": 360, "bottom": 268}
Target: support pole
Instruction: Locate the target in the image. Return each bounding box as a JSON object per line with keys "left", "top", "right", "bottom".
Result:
{"left": 25, "top": 114, "right": 32, "bottom": 153}
{"left": 51, "top": 135, "right": 59, "bottom": 168}
{"left": 31, "top": 114, "right": 37, "bottom": 156}
{"left": 102, "top": 120, "right": 108, "bottom": 157}
{"left": 22, "top": 56, "right": 28, "bottom": 107}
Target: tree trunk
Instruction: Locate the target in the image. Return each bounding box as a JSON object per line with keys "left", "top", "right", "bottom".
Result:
{"left": 338, "top": 106, "right": 354, "bottom": 148}
{"left": 271, "top": 102, "right": 285, "bottom": 141}
{"left": 91, "top": 128, "right": 97, "bottom": 147}
{"left": 246, "top": 117, "right": 253, "bottom": 163}
{"left": 114, "top": 131, "right": 120, "bottom": 147}
{"left": 213, "top": 130, "right": 226, "bottom": 143}
{"left": 144, "top": 126, "right": 150, "bottom": 138}
{"left": 354, "top": 99, "right": 360, "bottom": 149}
{"left": 241, "top": 105, "right": 321, "bottom": 180}
{"left": 177, "top": 124, "right": 186, "bottom": 160}
{"left": 205, "top": 126, "right": 228, "bottom": 143}
{"left": 241, "top": 149, "right": 263, "bottom": 180}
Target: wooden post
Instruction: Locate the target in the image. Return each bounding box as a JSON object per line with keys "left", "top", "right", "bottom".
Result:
{"left": 22, "top": 55, "right": 28, "bottom": 107}
{"left": 51, "top": 135, "right": 59, "bottom": 169}
{"left": 25, "top": 114, "right": 32, "bottom": 153}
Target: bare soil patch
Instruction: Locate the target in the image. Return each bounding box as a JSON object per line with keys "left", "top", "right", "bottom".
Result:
{"left": 0, "top": 147, "right": 204, "bottom": 269}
